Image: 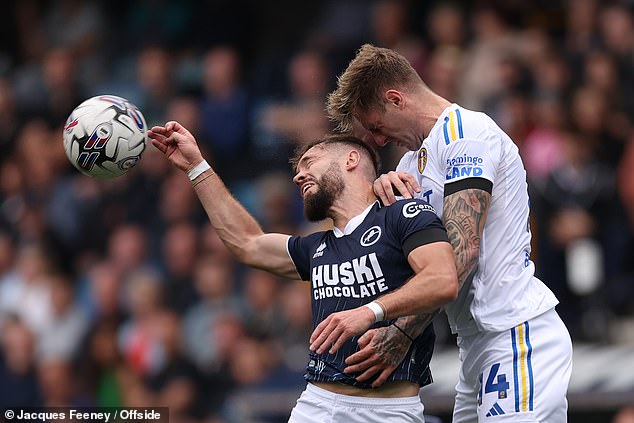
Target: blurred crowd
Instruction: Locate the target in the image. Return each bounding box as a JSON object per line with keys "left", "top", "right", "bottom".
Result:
{"left": 0, "top": 0, "right": 633, "bottom": 421}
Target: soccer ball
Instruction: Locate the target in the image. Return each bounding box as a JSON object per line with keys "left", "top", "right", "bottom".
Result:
{"left": 63, "top": 95, "right": 148, "bottom": 179}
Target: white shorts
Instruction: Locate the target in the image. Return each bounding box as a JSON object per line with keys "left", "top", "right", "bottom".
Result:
{"left": 288, "top": 382, "right": 426, "bottom": 423}
{"left": 453, "top": 308, "right": 572, "bottom": 423}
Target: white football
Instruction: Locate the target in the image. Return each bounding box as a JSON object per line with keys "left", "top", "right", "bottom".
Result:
{"left": 63, "top": 95, "right": 148, "bottom": 179}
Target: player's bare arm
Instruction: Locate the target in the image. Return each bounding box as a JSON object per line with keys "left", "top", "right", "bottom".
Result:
{"left": 149, "top": 121, "right": 299, "bottom": 280}
{"left": 443, "top": 187, "right": 491, "bottom": 287}
{"left": 309, "top": 240, "right": 457, "bottom": 355}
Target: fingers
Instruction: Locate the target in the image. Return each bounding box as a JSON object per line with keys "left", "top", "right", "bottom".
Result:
{"left": 309, "top": 318, "right": 327, "bottom": 345}
{"left": 356, "top": 330, "right": 373, "bottom": 349}
{"left": 166, "top": 120, "right": 193, "bottom": 138}
{"left": 151, "top": 139, "right": 167, "bottom": 154}
{"left": 373, "top": 171, "right": 422, "bottom": 205}
{"left": 309, "top": 318, "right": 344, "bottom": 354}
{"left": 355, "top": 364, "right": 383, "bottom": 382}
{"left": 150, "top": 125, "right": 168, "bottom": 135}
{"left": 151, "top": 122, "right": 192, "bottom": 139}
{"left": 400, "top": 171, "right": 421, "bottom": 194}
{"left": 371, "top": 367, "right": 395, "bottom": 388}
{"left": 374, "top": 175, "right": 396, "bottom": 205}
{"left": 344, "top": 349, "right": 377, "bottom": 371}
{"left": 396, "top": 171, "right": 421, "bottom": 197}
{"left": 390, "top": 174, "right": 413, "bottom": 199}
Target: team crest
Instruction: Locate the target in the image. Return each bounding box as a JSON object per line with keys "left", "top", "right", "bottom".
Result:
{"left": 360, "top": 226, "right": 382, "bottom": 247}
{"left": 418, "top": 148, "right": 427, "bottom": 174}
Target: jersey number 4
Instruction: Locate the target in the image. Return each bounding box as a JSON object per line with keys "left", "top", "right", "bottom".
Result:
{"left": 478, "top": 363, "right": 510, "bottom": 405}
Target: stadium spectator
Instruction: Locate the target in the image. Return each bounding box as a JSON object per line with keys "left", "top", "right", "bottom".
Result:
{"left": 200, "top": 46, "right": 251, "bottom": 182}
{"left": 0, "top": 315, "right": 42, "bottom": 406}
{"left": 181, "top": 254, "right": 244, "bottom": 372}
{"left": 253, "top": 49, "right": 332, "bottom": 167}
{"left": 160, "top": 222, "right": 199, "bottom": 313}
{"left": 38, "top": 273, "right": 89, "bottom": 361}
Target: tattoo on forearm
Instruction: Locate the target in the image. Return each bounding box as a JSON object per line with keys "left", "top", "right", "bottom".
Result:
{"left": 373, "top": 324, "right": 414, "bottom": 367}
{"left": 371, "top": 312, "right": 438, "bottom": 369}
{"left": 443, "top": 189, "right": 490, "bottom": 287}
{"left": 394, "top": 313, "right": 437, "bottom": 338}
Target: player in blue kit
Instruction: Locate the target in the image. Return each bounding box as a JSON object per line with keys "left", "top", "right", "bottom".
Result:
{"left": 149, "top": 121, "right": 458, "bottom": 423}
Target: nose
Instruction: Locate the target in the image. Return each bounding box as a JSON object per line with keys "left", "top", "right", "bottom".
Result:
{"left": 292, "top": 171, "right": 304, "bottom": 186}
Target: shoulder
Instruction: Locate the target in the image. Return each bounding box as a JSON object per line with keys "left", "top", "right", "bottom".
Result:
{"left": 396, "top": 149, "right": 420, "bottom": 172}
{"left": 430, "top": 104, "right": 500, "bottom": 146}
{"left": 289, "top": 230, "right": 330, "bottom": 251}
{"left": 388, "top": 199, "right": 439, "bottom": 220}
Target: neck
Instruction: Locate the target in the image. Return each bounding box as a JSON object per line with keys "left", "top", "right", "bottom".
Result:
{"left": 417, "top": 90, "right": 452, "bottom": 138}
{"left": 329, "top": 186, "right": 377, "bottom": 232}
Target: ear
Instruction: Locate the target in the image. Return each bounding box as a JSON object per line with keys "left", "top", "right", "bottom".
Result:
{"left": 385, "top": 90, "right": 404, "bottom": 109}
{"left": 345, "top": 149, "right": 361, "bottom": 171}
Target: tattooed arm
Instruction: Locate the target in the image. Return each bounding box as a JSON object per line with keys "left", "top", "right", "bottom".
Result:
{"left": 443, "top": 187, "right": 491, "bottom": 288}
{"left": 343, "top": 312, "right": 437, "bottom": 387}
{"left": 344, "top": 187, "right": 490, "bottom": 384}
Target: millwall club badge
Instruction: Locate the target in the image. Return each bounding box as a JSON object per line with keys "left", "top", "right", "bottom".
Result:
{"left": 418, "top": 147, "right": 427, "bottom": 174}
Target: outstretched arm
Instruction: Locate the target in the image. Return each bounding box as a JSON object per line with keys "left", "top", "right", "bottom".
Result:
{"left": 149, "top": 121, "right": 300, "bottom": 280}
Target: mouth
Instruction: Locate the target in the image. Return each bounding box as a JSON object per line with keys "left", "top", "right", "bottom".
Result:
{"left": 301, "top": 182, "right": 316, "bottom": 198}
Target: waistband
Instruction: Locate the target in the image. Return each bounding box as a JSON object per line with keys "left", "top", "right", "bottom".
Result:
{"left": 306, "top": 382, "right": 422, "bottom": 408}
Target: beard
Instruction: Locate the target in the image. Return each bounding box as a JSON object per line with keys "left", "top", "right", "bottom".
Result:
{"left": 304, "top": 162, "right": 345, "bottom": 222}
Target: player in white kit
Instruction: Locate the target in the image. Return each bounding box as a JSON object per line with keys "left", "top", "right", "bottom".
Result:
{"left": 327, "top": 44, "right": 573, "bottom": 422}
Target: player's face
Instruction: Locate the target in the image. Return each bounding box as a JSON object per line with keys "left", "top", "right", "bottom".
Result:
{"left": 354, "top": 104, "right": 422, "bottom": 151}
{"left": 293, "top": 147, "right": 345, "bottom": 221}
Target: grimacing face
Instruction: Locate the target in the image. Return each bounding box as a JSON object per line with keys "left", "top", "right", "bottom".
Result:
{"left": 293, "top": 146, "right": 345, "bottom": 221}
{"left": 353, "top": 95, "right": 423, "bottom": 151}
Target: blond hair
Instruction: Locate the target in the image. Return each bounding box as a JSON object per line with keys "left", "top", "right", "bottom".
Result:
{"left": 327, "top": 44, "right": 423, "bottom": 132}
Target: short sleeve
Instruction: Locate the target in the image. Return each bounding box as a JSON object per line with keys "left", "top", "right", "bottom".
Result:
{"left": 388, "top": 200, "right": 449, "bottom": 255}
{"left": 442, "top": 138, "right": 500, "bottom": 195}
{"left": 287, "top": 232, "right": 327, "bottom": 281}
{"left": 287, "top": 236, "right": 311, "bottom": 281}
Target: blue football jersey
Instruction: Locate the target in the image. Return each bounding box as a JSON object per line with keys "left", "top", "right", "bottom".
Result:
{"left": 287, "top": 199, "right": 449, "bottom": 388}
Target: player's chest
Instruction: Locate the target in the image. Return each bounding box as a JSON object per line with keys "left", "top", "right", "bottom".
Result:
{"left": 308, "top": 234, "right": 405, "bottom": 290}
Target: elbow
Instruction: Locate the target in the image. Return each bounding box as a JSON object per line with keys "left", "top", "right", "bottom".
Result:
{"left": 445, "top": 273, "right": 459, "bottom": 302}
{"left": 433, "top": 271, "right": 458, "bottom": 306}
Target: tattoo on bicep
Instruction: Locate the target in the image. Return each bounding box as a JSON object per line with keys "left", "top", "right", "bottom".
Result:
{"left": 443, "top": 189, "right": 490, "bottom": 287}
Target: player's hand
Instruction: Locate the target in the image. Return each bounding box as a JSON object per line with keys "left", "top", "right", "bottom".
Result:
{"left": 149, "top": 121, "right": 205, "bottom": 173}
{"left": 309, "top": 307, "right": 376, "bottom": 355}
{"left": 373, "top": 171, "right": 420, "bottom": 205}
{"left": 343, "top": 325, "right": 411, "bottom": 387}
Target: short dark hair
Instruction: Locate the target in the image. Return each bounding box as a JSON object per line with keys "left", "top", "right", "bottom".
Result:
{"left": 290, "top": 134, "right": 381, "bottom": 177}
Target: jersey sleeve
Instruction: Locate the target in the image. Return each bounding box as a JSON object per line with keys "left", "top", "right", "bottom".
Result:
{"left": 389, "top": 199, "right": 449, "bottom": 256}
{"left": 441, "top": 136, "right": 501, "bottom": 196}
{"left": 287, "top": 232, "right": 325, "bottom": 281}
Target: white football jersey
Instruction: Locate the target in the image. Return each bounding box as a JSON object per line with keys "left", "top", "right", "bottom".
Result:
{"left": 397, "top": 104, "right": 559, "bottom": 335}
